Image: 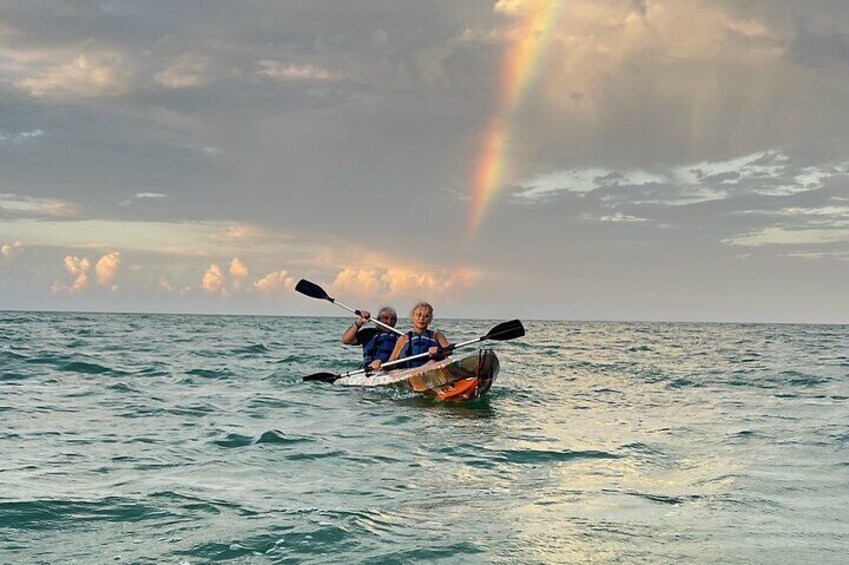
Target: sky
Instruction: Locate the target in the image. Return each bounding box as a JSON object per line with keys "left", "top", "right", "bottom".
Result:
{"left": 1, "top": 0, "right": 848, "bottom": 323}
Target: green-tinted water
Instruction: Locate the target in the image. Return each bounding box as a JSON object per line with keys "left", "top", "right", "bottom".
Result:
{"left": 1, "top": 313, "right": 847, "bottom": 563}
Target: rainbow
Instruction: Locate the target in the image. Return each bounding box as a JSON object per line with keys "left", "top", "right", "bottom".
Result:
{"left": 467, "top": 0, "right": 562, "bottom": 240}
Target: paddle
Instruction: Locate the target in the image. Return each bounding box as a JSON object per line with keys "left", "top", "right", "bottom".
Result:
{"left": 303, "top": 319, "right": 525, "bottom": 383}
{"left": 354, "top": 327, "right": 381, "bottom": 345}
{"left": 295, "top": 279, "right": 404, "bottom": 336}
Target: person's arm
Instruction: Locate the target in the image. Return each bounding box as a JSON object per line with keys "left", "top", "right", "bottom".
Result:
{"left": 435, "top": 331, "right": 449, "bottom": 349}
{"left": 428, "top": 331, "right": 450, "bottom": 358}
{"left": 385, "top": 335, "right": 408, "bottom": 363}
{"left": 341, "top": 310, "right": 370, "bottom": 345}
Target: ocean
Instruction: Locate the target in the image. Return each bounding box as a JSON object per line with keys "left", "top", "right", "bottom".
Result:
{"left": 1, "top": 312, "right": 847, "bottom": 564}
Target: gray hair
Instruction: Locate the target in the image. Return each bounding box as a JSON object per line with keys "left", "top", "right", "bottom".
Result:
{"left": 377, "top": 306, "right": 397, "bottom": 319}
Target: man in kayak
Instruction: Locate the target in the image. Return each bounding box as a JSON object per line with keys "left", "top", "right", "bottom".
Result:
{"left": 379, "top": 302, "right": 450, "bottom": 369}
{"left": 341, "top": 306, "right": 399, "bottom": 370}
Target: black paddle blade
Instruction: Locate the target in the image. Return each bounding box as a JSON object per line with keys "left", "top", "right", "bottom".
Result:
{"left": 295, "top": 279, "right": 331, "bottom": 301}
{"left": 484, "top": 319, "right": 525, "bottom": 341}
{"left": 303, "top": 372, "right": 339, "bottom": 383}
{"left": 355, "top": 327, "right": 381, "bottom": 345}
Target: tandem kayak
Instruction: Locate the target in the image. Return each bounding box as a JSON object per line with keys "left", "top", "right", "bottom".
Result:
{"left": 335, "top": 349, "right": 500, "bottom": 402}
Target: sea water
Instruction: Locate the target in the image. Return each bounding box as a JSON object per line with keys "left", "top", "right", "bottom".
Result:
{"left": 0, "top": 312, "right": 847, "bottom": 564}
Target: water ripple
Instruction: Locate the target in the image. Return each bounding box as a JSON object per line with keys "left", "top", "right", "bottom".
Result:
{"left": 1, "top": 313, "right": 846, "bottom": 564}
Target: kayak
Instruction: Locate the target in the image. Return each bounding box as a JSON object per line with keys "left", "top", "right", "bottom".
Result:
{"left": 335, "top": 349, "right": 500, "bottom": 401}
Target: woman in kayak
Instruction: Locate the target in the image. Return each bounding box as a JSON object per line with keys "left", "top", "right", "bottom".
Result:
{"left": 379, "top": 302, "right": 450, "bottom": 369}
{"left": 341, "top": 306, "right": 399, "bottom": 370}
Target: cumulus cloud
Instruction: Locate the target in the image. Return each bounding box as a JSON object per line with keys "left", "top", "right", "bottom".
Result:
{"left": 1, "top": 241, "right": 23, "bottom": 259}
{"left": 200, "top": 263, "right": 228, "bottom": 296}
{"left": 51, "top": 252, "right": 122, "bottom": 294}
{"left": 95, "top": 252, "right": 121, "bottom": 288}
{"left": 229, "top": 257, "right": 248, "bottom": 291}
{"left": 200, "top": 257, "right": 253, "bottom": 296}
{"left": 229, "top": 257, "right": 248, "bottom": 279}
{"left": 330, "top": 265, "right": 479, "bottom": 301}
{"left": 56, "top": 256, "right": 91, "bottom": 295}
{"left": 331, "top": 268, "right": 387, "bottom": 297}
{"left": 253, "top": 271, "right": 296, "bottom": 296}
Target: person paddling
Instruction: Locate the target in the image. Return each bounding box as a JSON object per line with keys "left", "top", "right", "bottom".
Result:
{"left": 341, "top": 306, "right": 399, "bottom": 370}
{"left": 378, "top": 302, "right": 450, "bottom": 370}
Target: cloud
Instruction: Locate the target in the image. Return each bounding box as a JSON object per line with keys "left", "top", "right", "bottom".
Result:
{"left": 158, "top": 276, "right": 174, "bottom": 292}
{"left": 119, "top": 193, "right": 168, "bottom": 206}
{"left": 200, "top": 263, "right": 227, "bottom": 296}
{"left": 723, "top": 227, "right": 849, "bottom": 247}
{"left": 15, "top": 51, "right": 133, "bottom": 99}
{"left": 512, "top": 152, "right": 848, "bottom": 206}
{"left": 56, "top": 256, "right": 91, "bottom": 295}
{"left": 597, "top": 212, "right": 649, "bottom": 223}
{"left": 485, "top": 0, "right": 849, "bottom": 178}
{"left": 95, "top": 252, "right": 121, "bottom": 287}
{"left": 229, "top": 257, "right": 248, "bottom": 278}
{"left": 200, "top": 257, "right": 251, "bottom": 296}
{"left": 154, "top": 53, "right": 214, "bottom": 89}
{"left": 253, "top": 270, "right": 296, "bottom": 296}
{"left": 0, "top": 194, "right": 81, "bottom": 219}
{"left": 255, "top": 60, "right": 337, "bottom": 82}
{"left": 229, "top": 257, "right": 248, "bottom": 291}
{"left": 209, "top": 224, "right": 282, "bottom": 246}
{"left": 51, "top": 252, "right": 121, "bottom": 294}
{"left": 330, "top": 265, "right": 479, "bottom": 302}
{"left": 1, "top": 241, "right": 23, "bottom": 259}
{"left": 776, "top": 206, "right": 849, "bottom": 228}
{"left": 725, "top": 205, "right": 849, "bottom": 249}
{"left": 514, "top": 168, "right": 667, "bottom": 199}
{"left": 0, "top": 129, "right": 46, "bottom": 143}
{"left": 784, "top": 251, "right": 849, "bottom": 261}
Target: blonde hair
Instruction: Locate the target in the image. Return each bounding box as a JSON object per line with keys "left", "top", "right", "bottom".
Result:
{"left": 409, "top": 302, "right": 433, "bottom": 318}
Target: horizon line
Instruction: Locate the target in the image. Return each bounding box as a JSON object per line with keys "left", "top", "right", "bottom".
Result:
{"left": 0, "top": 307, "right": 845, "bottom": 326}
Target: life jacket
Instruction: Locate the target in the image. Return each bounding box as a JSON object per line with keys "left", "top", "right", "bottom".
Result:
{"left": 403, "top": 330, "right": 441, "bottom": 368}
{"left": 362, "top": 332, "right": 398, "bottom": 366}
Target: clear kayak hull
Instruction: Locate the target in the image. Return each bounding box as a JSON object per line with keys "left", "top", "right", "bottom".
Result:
{"left": 336, "top": 349, "right": 499, "bottom": 401}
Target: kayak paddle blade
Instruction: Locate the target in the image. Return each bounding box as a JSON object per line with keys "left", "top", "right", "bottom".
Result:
{"left": 355, "top": 327, "right": 381, "bottom": 345}
{"left": 484, "top": 319, "right": 525, "bottom": 341}
{"left": 302, "top": 372, "right": 339, "bottom": 383}
{"left": 295, "top": 279, "right": 331, "bottom": 301}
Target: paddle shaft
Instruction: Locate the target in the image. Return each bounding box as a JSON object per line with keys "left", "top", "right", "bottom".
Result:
{"left": 295, "top": 279, "right": 403, "bottom": 336}
{"left": 332, "top": 334, "right": 487, "bottom": 381}
{"left": 328, "top": 297, "right": 404, "bottom": 337}
{"left": 353, "top": 319, "right": 522, "bottom": 375}
{"left": 300, "top": 312, "right": 524, "bottom": 383}
{"left": 380, "top": 335, "right": 480, "bottom": 370}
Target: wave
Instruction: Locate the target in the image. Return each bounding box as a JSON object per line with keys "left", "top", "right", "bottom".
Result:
{"left": 0, "top": 497, "right": 172, "bottom": 530}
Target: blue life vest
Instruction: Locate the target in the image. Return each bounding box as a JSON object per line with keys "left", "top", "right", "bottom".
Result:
{"left": 403, "top": 330, "right": 441, "bottom": 368}
{"left": 362, "top": 332, "right": 398, "bottom": 366}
